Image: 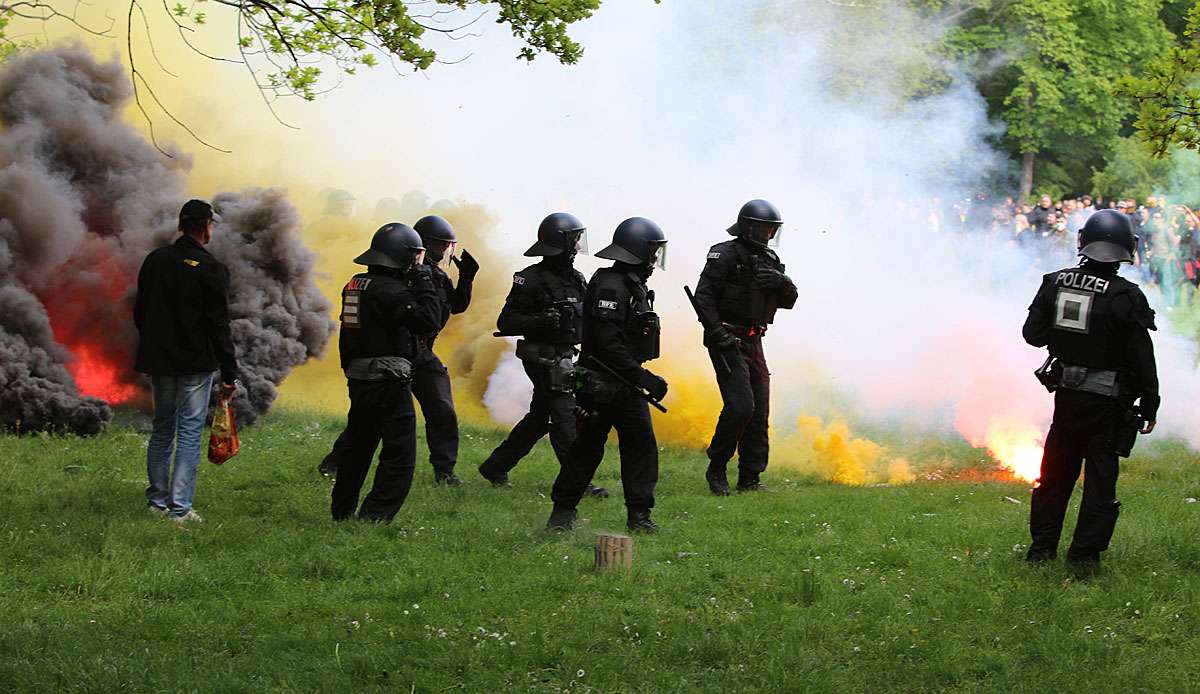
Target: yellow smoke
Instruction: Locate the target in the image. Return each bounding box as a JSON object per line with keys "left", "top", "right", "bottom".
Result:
{"left": 27, "top": 10, "right": 916, "bottom": 485}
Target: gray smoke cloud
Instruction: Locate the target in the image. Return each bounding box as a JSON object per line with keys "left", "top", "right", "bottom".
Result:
{"left": 0, "top": 45, "right": 333, "bottom": 434}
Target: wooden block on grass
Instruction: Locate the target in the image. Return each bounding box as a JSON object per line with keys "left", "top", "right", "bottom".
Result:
{"left": 595, "top": 533, "right": 633, "bottom": 570}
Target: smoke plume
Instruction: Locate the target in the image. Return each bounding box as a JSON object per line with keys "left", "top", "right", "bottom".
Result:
{"left": 0, "top": 45, "right": 333, "bottom": 434}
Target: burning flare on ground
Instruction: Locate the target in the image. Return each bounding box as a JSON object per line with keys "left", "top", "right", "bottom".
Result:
{"left": 972, "top": 419, "right": 1043, "bottom": 483}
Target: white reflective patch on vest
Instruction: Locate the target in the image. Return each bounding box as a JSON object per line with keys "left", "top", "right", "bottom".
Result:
{"left": 342, "top": 290, "right": 362, "bottom": 327}
{"left": 598, "top": 299, "right": 618, "bottom": 310}
{"left": 707, "top": 251, "right": 721, "bottom": 259}
{"left": 1055, "top": 289, "right": 1092, "bottom": 333}
{"left": 513, "top": 274, "right": 526, "bottom": 286}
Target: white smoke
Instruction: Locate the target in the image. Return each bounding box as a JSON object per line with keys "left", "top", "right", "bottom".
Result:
{"left": 284, "top": 2, "right": 1200, "bottom": 452}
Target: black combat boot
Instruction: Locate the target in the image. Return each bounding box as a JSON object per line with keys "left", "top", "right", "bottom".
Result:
{"left": 317, "top": 456, "right": 338, "bottom": 479}
{"left": 626, "top": 509, "right": 660, "bottom": 533}
{"left": 736, "top": 473, "right": 767, "bottom": 492}
{"left": 585, "top": 483, "right": 610, "bottom": 498}
{"left": 478, "top": 465, "right": 511, "bottom": 488}
{"left": 546, "top": 505, "right": 578, "bottom": 531}
{"left": 705, "top": 462, "right": 730, "bottom": 496}
{"left": 1024, "top": 547, "right": 1057, "bottom": 565}
{"left": 434, "top": 472, "right": 463, "bottom": 487}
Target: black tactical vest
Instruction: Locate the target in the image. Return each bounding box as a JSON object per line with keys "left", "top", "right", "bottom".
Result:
{"left": 715, "top": 242, "right": 788, "bottom": 326}
{"left": 1042, "top": 267, "right": 1136, "bottom": 370}
{"left": 338, "top": 271, "right": 418, "bottom": 368}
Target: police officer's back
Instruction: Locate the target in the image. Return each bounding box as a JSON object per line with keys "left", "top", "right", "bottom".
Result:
{"left": 331, "top": 223, "right": 441, "bottom": 523}
{"left": 1022, "top": 209, "right": 1159, "bottom": 568}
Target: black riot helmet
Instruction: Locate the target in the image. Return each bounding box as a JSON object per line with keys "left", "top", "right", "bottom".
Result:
{"left": 596, "top": 217, "right": 668, "bottom": 270}
{"left": 414, "top": 215, "right": 456, "bottom": 262}
{"left": 413, "top": 215, "right": 457, "bottom": 243}
{"left": 728, "top": 199, "right": 783, "bottom": 247}
{"left": 525, "top": 212, "right": 588, "bottom": 257}
{"left": 1078, "top": 209, "right": 1136, "bottom": 264}
{"left": 354, "top": 223, "right": 426, "bottom": 270}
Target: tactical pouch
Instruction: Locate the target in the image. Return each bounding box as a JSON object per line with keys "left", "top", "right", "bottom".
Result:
{"left": 547, "top": 356, "right": 577, "bottom": 394}
{"left": 1060, "top": 365, "right": 1120, "bottom": 398}
{"left": 632, "top": 310, "right": 661, "bottom": 361}
{"left": 1034, "top": 356, "right": 1062, "bottom": 393}
{"left": 344, "top": 356, "right": 413, "bottom": 382}
{"left": 1115, "top": 409, "right": 1141, "bottom": 458}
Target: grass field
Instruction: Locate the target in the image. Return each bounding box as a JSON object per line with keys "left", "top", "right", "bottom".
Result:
{"left": 2, "top": 409, "right": 1200, "bottom": 692}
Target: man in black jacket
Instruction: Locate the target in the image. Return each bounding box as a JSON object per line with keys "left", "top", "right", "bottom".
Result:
{"left": 1022, "top": 209, "right": 1159, "bottom": 570}
{"left": 134, "top": 199, "right": 239, "bottom": 523}
{"left": 547, "top": 217, "right": 669, "bottom": 533}
{"left": 477, "top": 213, "right": 605, "bottom": 497}
{"left": 692, "top": 199, "right": 797, "bottom": 495}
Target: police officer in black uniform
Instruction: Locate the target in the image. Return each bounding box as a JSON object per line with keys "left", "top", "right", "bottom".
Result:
{"left": 477, "top": 213, "right": 607, "bottom": 497}
{"left": 692, "top": 199, "right": 797, "bottom": 495}
{"left": 331, "top": 223, "right": 441, "bottom": 522}
{"left": 547, "top": 217, "right": 669, "bottom": 533}
{"left": 317, "top": 215, "right": 479, "bottom": 485}
{"left": 410, "top": 214, "right": 479, "bottom": 485}
{"left": 1022, "top": 209, "right": 1159, "bottom": 569}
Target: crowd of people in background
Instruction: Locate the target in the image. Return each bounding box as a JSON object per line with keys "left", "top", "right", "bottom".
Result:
{"left": 933, "top": 192, "right": 1200, "bottom": 307}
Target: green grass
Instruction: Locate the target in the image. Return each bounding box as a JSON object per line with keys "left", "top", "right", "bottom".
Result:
{"left": 2, "top": 410, "right": 1200, "bottom": 692}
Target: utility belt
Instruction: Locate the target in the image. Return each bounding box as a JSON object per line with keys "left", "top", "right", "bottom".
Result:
{"left": 344, "top": 356, "right": 413, "bottom": 382}
{"left": 722, "top": 322, "right": 768, "bottom": 340}
{"left": 515, "top": 339, "right": 578, "bottom": 394}
{"left": 1034, "top": 357, "right": 1119, "bottom": 398}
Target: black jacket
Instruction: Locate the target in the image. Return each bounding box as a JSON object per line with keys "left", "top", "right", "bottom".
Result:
{"left": 580, "top": 265, "right": 660, "bottom": 385}
{"left": 693, "top": 238, "right": 797, "bottom": 331}
{"left": 420, "top": 257, "right": 474, "bottom": 349}
{"left": 496, "top": 258, "right": 587, "bottom": 346}
{"left": 338, "top": 265, "right": 441, "bottom": 368}
{"left": 1023, "top": 263, "right": 1160, "bottom": 420}
{"left": 134, "top": 235, "right": 239, "bottom": 383}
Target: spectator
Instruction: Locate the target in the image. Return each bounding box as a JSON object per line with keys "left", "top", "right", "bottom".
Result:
{"left": 134, "top": 199, "right": 240, "bottom": 524}
{"left": 1027, "top": 194, "right": 1054, "bottom": 233}
{"left": 1081, "top": 195, "right": 1095, "bottom": 213}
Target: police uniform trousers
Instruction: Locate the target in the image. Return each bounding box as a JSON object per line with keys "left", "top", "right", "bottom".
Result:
{"left": 479, "top": 361, "right": 577, "bottom": 478}
{"left": 411, "top": 349, "right": 459, "bottom": 477}
{"left": 706, "top": 337, "right": 771, "bottom": 480}
{"left": 1029, "top": 389, "right": 1123, "bottom": 561}
{"left": 551, "top": 391, "right": 657, "bottom": 511}
{"left": 330, "top": 379, "right": 418, "bottom": 522}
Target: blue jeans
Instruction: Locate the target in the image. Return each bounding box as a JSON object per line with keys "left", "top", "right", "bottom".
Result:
{"left": 146, "top": 373, "right": 215, "bottom": 517}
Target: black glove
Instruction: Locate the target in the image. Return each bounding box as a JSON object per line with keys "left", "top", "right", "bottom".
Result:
{"left": 409, "top": 263, "right": 434, "bottom": 284}
{"left": 706, "top": 326, "right": 740, "bottom": 350}
{"left": 452, "top": 249, "right": 480, "bottom": 279}
{"left": 639, "top": 370, "right": 668, "bottom": 401}
{"left": 755, "top": 265, "right": 790, "bottom": 289}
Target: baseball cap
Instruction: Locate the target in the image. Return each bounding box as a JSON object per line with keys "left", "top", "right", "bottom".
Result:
{"left": 179, "top": 199, "right": 222, "bottom": 225}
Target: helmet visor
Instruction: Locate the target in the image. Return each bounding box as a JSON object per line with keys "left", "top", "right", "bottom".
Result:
{"left": 565, "top": 229, "right": 588, "bottom": 256}
{"left": 427, "top": 239, "right": 456, "bottom": 264}
{"left": 748, "top": 222, "right": 782, "bottom": 248}
{"left": 648, "top": 241, "right": 668, "bottom": 271}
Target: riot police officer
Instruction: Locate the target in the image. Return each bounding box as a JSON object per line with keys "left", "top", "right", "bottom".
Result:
{"left": 477, "top": 213, "right": 607, "bottom": 497}
{"left": 692, "top": 199, "right": 797, "bottom": 495}
{"left": 331, "top": 223, "right": 441, "bottom": 522}
{"left": 317, "top": 215, "right": 479, "bottom": 485}
{"left": 547, "top": 217, "right": 668, "bottom": 533}
{"left": 410, "top": 214, "right": 479, "bottom": 485}
{"left": 1022, "top": 209, "right": 1159, "bottom": 569}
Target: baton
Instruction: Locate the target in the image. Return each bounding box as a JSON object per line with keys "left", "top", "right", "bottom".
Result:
{"left": 684, "top": 285, "right": 732, "bottom": 375}
{"left": 588, "top": 356, "right": 668, "bottom": 414}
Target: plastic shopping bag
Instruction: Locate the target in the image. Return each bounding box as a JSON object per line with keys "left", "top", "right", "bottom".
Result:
{"left": 208, "top": 394, "right": 240, "bottom": 464}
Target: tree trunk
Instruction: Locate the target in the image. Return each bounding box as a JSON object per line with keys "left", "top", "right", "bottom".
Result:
{"left": 595, "top": 533, "right": 633, "bottom": 570}
{"left": 1020, "top": 152, "right": 1035, "bottom": 202}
